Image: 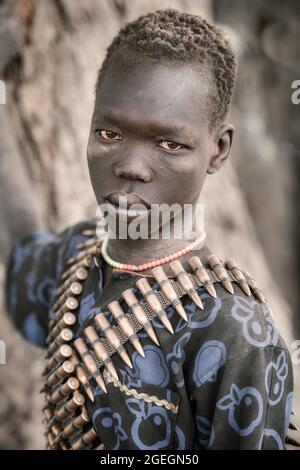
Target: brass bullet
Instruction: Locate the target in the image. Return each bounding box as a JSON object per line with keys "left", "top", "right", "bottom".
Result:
{"left": 55, "top": 409, "right": 90, "bottom": 442}
{"left": 59, "top": 440, "right": 68, "bottom": 450}
{"left": 51, "top": 434, "right": 63, "bottom": 448}
{"left": 45, "top": 344, "right": 73, "bottom": 372}
{"left": 39, "top": 383, "right": 49, "bottom": 394}
{"left": 285, "top": 435, "right": 300, "bottom": 447}
{"left": 207, "top": 254, "right": 235, "bottom": 295}
{"left": 51, "top": 307, "right": 74, "bottom": 325}
{"left": 50, "top": 423, "right": 61, "bottom": 438}
{"left": 241, "top": 269, "right": 266, "bottom": 303}
{"left": 60, "top": 255, "right": 94, "bottom": 281}
{"left": 47, "top": 313, "right": 76, "bottom": 343}
{"left": 188, "top": 256, "right": 217, "bottom": 298}
{"left": 47, "top": 328, "right": 74, "bottom": 355}
{"left": 57, "top": 267, "right": 88, "bottom": 297}
{"left": 56, "top": 311, "right": 77, "bottom": 330}
{"left": 47, "top": 430, "right": 55, "bottom": 448}
{"left": 67, "top": 281, "right": 83, "bottom": 296}
{"left": 67, "top": 244, "right": 101, "bottom": 266}
{"left": 76, "top": 238, "right": 98, "bottom": 250}
{"left": 108, "top": 301, "right": 145, "bottom": 358}
{"left": 84, "top": 325, "right": 119, "bottom": 380}
{"left": 43, "top": 407, "right": 52, "bottom": 422}
{"left": 151, "top": 266, "right": 188, "bottom": 321}
{"left": 66, "top": 408, "right": 89, "bottom": 434}
{"left": 53, "top": 296, "right": 79, "bottom": 316}
{"left": 94, "top": 312, "right": 133, "bottom": 369}
{"left": 50, "top": 377, "right": 80, "bottom": 405}
{"left": 74, "top": 338, "right": 107, "bottom": 393}
{"left": 48, "top": 318, "right": 56, "bottom": 330}
{"left": 53, "top": 285, "right": 82, "bottom": 312}
{"left": 169, "top": 260, "right": 204, "bottom": 309}
{"left": 70, "top": 351, "right": 94, "bottom": 402}
{"left": 121, "top": 288, "right": 160, "bottom": 346}
{"left": 135, "top": 278, "right": 174, "bottom": 334}
{"left": 55, "top": 392, "right": 85, "bottom": 421}
{"left": 47, "top": 360, "right": 75, "bottom": 387}
{"left": 74, "top": 266, "right": 89, "bottom": 280}
{"left": 42, "top": 396, "right": 51, "bottom": 411}
{"left": 71, "top": 427, "right": 98, "bottom": 450}
{"left": 289, "top": 421, "right": 299, "bottom": 431}
{"left": 225, "top": 259, "right": 251, "bottom": 297}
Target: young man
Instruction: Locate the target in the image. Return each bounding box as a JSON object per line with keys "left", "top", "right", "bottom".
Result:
{"left": 5, "top": 9, "right": 293, "bottom": 450}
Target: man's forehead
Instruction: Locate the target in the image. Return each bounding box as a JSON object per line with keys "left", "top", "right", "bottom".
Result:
{"left": 94, "top": 61, "right": 212, "bottom": 130}
{"left": 98, "top": 60, "right": 210, "bottom": 99}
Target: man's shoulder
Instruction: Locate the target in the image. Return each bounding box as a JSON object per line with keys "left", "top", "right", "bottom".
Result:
{"left": 180, "top": 260, "right": 288, "bottom": 361}
{"left": 41, "top": 217, "right": 98, "bottom": 258}
{"left": 57, "top": 217, "right": 97, "bottom": 242}
{"left": 6, "top": 217, "right": 98, "bottom": 285}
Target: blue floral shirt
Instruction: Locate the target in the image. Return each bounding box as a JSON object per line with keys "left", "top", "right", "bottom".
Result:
{"left": 5, "top": 220, "right": 294, "bottom": 450}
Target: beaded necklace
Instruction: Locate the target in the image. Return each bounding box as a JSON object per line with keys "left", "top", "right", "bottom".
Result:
{"left": 100, "top": 231, "right": 207, "bottom": 272}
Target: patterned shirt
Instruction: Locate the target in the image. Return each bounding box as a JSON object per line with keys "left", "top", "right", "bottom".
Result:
{"left": 5, "top": 220, "right": 294, "bottom": 450}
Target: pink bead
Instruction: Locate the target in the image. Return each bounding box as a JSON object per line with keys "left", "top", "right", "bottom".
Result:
{"left": 105, "top": 233, "right": 207, "bottom": 273}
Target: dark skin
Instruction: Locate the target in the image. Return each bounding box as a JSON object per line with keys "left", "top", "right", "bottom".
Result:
{"left": 87, "top": 57, "right": 234, "bottom": 287}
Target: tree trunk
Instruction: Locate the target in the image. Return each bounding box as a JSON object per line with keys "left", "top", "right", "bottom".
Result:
{"left": 0, "top": 0, "right": 298, "bottom": 449}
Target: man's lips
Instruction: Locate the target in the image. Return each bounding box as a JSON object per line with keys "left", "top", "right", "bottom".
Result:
{"left": 104, "top": 201, "right": 150, "bottom": 221}
{"left": 105, "top": 204, "right": 150, "bottom": 219}
{"left": 105, "top": 192, "right": 151, "bottom": 209}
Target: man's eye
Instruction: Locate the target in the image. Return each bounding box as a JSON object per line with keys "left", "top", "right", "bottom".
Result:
{"left": 96, "top": 129, "right": 122, "bottom": 140}
{"left": 159, "top": 140, "right": 183, "bottom": 151}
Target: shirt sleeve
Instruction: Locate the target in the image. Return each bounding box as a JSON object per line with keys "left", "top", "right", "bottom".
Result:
{"left": 190, "top": 345, "right": 294, "bottom": 450}
{"left": 4, "top": 219, "right": 96, "bottom": 348}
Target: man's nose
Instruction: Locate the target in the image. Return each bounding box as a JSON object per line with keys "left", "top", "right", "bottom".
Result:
{"left": 114, "top": 146, "right": 153, "bottom": 183}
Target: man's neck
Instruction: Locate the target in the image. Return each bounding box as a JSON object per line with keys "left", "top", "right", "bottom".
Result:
{"left": 101, "top": 236, "right": 211, "bottom": 286}
{"left": 101, "top": 211, "right": 209, "bottom": 284}
{"left": 107, "top": 235, "right": 202, "bottom": 265}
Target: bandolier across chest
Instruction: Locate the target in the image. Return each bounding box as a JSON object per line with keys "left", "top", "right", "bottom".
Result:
{"left": 41, "top": 228, "right": 267, "bottom": 450}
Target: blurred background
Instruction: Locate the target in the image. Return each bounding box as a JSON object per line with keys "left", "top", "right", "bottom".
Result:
{"left": 0, "top": 0, "right": 299, "bottom": 449}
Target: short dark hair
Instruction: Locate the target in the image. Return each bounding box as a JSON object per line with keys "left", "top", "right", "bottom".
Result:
{"left": 96, "top": 9, "right": 238, "bottom": 130}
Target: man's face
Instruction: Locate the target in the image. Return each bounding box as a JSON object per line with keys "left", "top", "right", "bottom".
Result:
{"left": 87, "top": 58, "right": 220, "bottom": 222}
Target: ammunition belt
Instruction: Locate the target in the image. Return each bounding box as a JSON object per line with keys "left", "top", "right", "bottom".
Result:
{"left": 41, "top": 228, "right": 267, "bottom": 450}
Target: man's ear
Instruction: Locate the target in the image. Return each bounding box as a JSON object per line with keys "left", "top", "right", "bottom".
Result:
{"left": 207, "top": 123, "right": 235, "bottom": 175}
